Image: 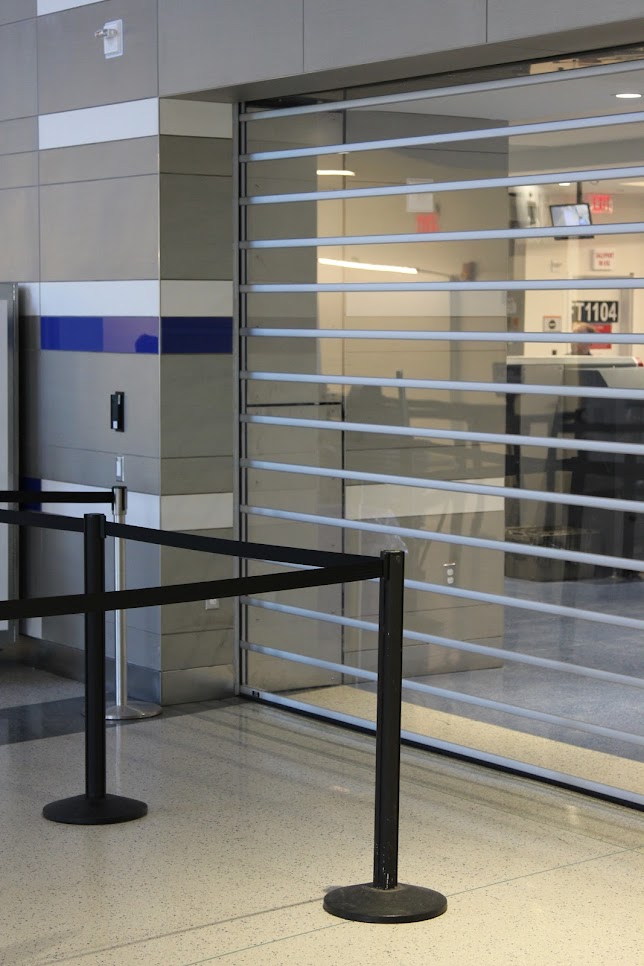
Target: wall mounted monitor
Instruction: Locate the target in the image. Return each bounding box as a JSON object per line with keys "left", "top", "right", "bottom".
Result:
{"left": 550, "top": 203, "right": 593, "bottom": 238}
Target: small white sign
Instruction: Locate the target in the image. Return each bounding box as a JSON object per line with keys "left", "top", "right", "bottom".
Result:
{"left": 543, "top": 315, "right": 562, "bottom": 332}
{"left": 406, "top": 178, "right": 434, "bottom": 213}
{"left": 591, "top": 249, "right": 616, "bottom": 272}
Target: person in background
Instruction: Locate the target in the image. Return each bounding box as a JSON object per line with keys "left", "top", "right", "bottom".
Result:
{"left": 571, "top": 322, "right": 596, "bottom": 355}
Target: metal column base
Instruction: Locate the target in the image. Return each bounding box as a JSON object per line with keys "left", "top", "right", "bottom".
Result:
{"left": 43, "top": 793, "right": 148, "bottom": 825}
{"left": 106, "top": 702, "right": 162, "bottom": 721}
{"left": 323, "top": 883, "right": 447, "bottom": 924}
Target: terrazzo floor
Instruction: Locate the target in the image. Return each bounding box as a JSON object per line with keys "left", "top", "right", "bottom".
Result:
{"left": 0, "top": 674, "right": 642, "bottom": 966}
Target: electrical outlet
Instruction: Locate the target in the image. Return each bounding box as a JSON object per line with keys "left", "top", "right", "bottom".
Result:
{"left": 443, "top": 561, "right": 456, "bottom": 586}
{"left": 205, "top": 598, "right": 220, "bottom": 610}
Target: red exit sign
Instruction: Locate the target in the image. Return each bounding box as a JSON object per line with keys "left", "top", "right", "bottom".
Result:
{"left": 589, "top": 193, "right": 613, "bottom": 214}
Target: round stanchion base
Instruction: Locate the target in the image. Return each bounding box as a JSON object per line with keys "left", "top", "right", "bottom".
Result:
{"left": 42, "top": 793, "right": 148, "bottom": 825}
{"left": 106, "top": 702, "right": 162, "bottom": 721}
{"left": 323, "top": 883, "right": 447, "bottom": 924}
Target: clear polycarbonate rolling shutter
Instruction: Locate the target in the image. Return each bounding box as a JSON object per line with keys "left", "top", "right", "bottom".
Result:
{"left": 235, "top": 53, "right": 644, "bottom": 806}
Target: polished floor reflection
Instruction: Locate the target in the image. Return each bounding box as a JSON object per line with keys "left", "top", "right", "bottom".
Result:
{"left": 0, "top": 667, "right": 642, "bottom": 965}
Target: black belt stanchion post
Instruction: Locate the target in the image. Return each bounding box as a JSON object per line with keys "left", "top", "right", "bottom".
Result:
{"left": 324, "top": 550, "right": 448, "bottom": 923}
{"left": 43, "top": 513, "right": 148, "bottom": 825}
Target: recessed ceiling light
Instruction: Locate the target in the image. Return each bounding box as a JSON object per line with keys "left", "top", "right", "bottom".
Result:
{"left": 558, "top": 182, "right": 572, "bottom": 186}
{"left": 615, "top": 92, "right": 642, "bottom": 99}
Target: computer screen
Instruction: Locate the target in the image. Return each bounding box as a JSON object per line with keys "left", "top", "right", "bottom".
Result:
{"left": 550, "top": 203, "right": 593, "bottom": 227}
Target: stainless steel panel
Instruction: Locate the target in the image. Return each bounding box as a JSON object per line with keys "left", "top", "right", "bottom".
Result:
{"left": 40, "top": 137, "right": 158, "bottom": 186}
{"left": 303, "top": 0, "right": 487, "bottom": 73}
{"left": 161, "top": 628, "right": 232, "bottom": 671}
{"left": 161, "top": 528, "right": 234, "bottom": 635}
{"left": 32, "top": 351, "right": 160, "bottom": 458}
{"left": 160, "top": 173, "right": 233, "bottom": 280}
{"left": 0, "top": 0, "right": 36, "bottom": 25}
{"left": 40, "top": 175, "right": 158, "bottom": 281}
{"left": 161, "top": 455, "right": 233, "bottom": 495}
{"left": 160, "top": 136, "right": 232, "bottom": 177}
{"left": 488, "top": 0, "right": 644, "bottom": 44}
{"left": 37, "top": 0, "right": 158, "bottom": 115}
{"left": 160, "top": 355, "right": 232, "bottom": 459}
{"left": 0, "top": 117, "right": 38, "bottom": 157}
{"left": 0, "top": 187, "right": 38, "bottom": 279}
{"left": 160, "top": 663, "right": 233, "bottom": 703}
{"left": 0, "top": 19, "right": 37, "bottom": 121}
{"left": 158, "top": 0, "right": 303, "bottom": 96}
{"left": 0, "top": 152, "right": 37, "bottom": 189}
{"left": 24, "top": 446, "right": 161, "bottom": 495}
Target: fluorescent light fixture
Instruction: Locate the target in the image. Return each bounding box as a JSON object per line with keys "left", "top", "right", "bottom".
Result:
{"left": 316, "top": 169, "right": 356, "bottom": 176}
{"left": 615, "top": 92, "right": 642, "bottom": 99}
{"left": 319, "top": 257, "right": 418, "bottom": 275}
{"left": 558, "top": 182, "right": 572, "bottom": 186}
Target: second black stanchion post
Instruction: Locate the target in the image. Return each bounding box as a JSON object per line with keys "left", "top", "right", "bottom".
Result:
{"left": 43, "top": 513, "right": 148, "bottom": 825}
{"left": 323, "top": 550, "right": 447, "bottom": 923}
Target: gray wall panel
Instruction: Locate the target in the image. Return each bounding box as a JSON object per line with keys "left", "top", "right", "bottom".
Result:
{"left": 488, "top": 0, "right": 644, "bottom": 43}
{"left": 0, "top": 1, "right": 36, "bottom": 26}
{"left": 158, "top": 0, "right": 304, "bottom": 96}
{"left": 28, "top": 351, "right": 160, "bottom": 460}
{"left": 303, "top": 0, "right": 487, "bottom": 73}
{"left": 160, "top": 663, "right": 233, "bottom": 703}
{"left": 0, "top": 117, "right": 38, "bottom": 157}
{"left": 160, "top": 355, "right": 232, "bottom": 459}
{"left": 0, "top": 186, "right": 38, "bottom": 279}
{"left": 31, "top": 445, "right": 161, "bottom": 495}
{"left": 40, "top": 137, "right": 158, "bottom": 185}
{"left": 160, "top": 136, "right": 232, "bottom": 177}
{"left": 40, "top": 175, "right": 159, "bottom": 281}
{"left": 161, "top": 629, "right": 232, "bottom": 672}
{"left": 161, "top": 456, "right": 233, "bottom": 495}
{"left": 160, "top": 173, "right": 232, "bottom": 280}
{"left": 37, "top": 0, "right": 158, "bottom": 115}
{"left": 0, "top": 19, "right": 37, "bottom": 122}
{"left": 0, "top": 152, "right": 37, "bottom": 189}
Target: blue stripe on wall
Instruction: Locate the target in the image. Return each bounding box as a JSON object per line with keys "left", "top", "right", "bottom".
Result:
{"left": 41, "top": 317, "right": 159, "bottom": 353}
{"left": 161, "top": 317, "right": 233, "bottom": 354}
{"left": 40, "top": 316, "right": 233, "bottom": 354}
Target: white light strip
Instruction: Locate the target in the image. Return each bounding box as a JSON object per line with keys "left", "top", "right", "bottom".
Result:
{"left": 239, "top": 688, "right": 644, "bottom": 808}
{"left": 244, "top": 164, "right": 644, "bottom": 206}
{"left": 244, "top": 370, "right": 644, "bottom": 402}
{"left": 241, "top": 640, "right": 643, "bottom": 744}
{"left": 316, "top": 169, "right": 356, "bottom": 176}
{"left": 243, "top": 328, "right": 644, "bottom": 345}
{"left": 245, "top": 278, "right": 644, "bottom": 294}
{"left": 241, "top": 58, "right": 644, "bottom": 120}
{"left": 243, "top": 599, "right": 644, "bottom": 688}
{"left": 243, "top": 507, "right": 644, "bottom": 576}
{"left": 246, "top": 221, "right": 644, "bottom": 249}
{"left": 318, "top": 257, "right": 417, "bottom": 274}
{"left": 245, "top": 414, "right": 644, "bottom": 458}
{"left": 243, "top": 111, "right": 644, "bottom": 162}
{"left": 245, "top": 458, "right": 644, "bottom": 515}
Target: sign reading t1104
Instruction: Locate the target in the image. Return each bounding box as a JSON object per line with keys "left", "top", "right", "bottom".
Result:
{"left": 572, "top": 300, "right": 619, "bottom": 325}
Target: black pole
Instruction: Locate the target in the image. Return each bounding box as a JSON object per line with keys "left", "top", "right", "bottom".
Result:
{"left": 323, "top": 550, "right": 447, "bottom": 924}
{"left": 373, "top": 548, "right": 405, "bottom": 891}
{"left": 43, "top": 514, "right": 148, "bottom": 825}
{"left": 85, "top": 512, "right": 107, "bottom": 800}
